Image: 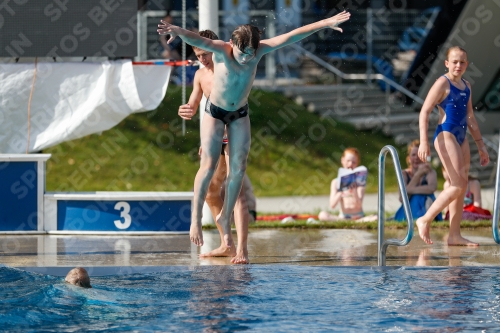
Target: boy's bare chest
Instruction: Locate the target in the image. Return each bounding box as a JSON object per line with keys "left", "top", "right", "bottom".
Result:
{"left": 215, "top": 63, "right": 257, "bottom": 86}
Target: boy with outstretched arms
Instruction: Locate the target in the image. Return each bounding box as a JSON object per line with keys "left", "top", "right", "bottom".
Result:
{"left": 158, "top": 11, "right": 351, "bottom": 249}
{"left": 179, "top": 30, "right": 251, "bottom": 264}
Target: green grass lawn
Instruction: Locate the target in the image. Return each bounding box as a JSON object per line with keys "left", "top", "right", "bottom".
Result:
{"left": 44, "top": 87, "right": 425, "bottom": 196}
{"left": 203, "top": 220, "right": 493, "bottom": 230}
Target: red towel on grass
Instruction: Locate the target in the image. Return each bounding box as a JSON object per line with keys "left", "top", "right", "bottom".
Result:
{"left": 445, "top": 204, "right": 492, "bottom": 221}
{"left": 256, "top": 214, "right": 318, "bottom": 221}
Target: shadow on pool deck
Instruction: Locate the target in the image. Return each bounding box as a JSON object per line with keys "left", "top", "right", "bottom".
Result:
{"left": 2, "top": 227, "right": 500, "bottom": 274}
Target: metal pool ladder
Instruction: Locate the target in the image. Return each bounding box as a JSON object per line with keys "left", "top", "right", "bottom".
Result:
{"left": 378, "top": 145, "right": 414, "bottom": 266}
{"left": 492, "top": 137, "right": 500, "bottom": 243}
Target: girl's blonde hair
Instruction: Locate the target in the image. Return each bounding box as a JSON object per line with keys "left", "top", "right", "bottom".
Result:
{"left": 406, "top": 139, "right": 420, "bottom": 166}
{"left": 446, "top": 46, "right": 467, "bottom": 60}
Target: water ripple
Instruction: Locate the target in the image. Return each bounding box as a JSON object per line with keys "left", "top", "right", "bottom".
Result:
{"left": 1, "top": 266, "right": 500, "bottom": 331}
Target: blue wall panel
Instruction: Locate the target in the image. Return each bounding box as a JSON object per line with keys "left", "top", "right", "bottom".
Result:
{"left": 0, "top": 162, "right": 38, "bottom": 231}
{"left": 57, "top": 200, "right": 191, "bottom": 232}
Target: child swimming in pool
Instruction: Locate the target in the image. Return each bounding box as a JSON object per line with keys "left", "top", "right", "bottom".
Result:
{"left": 178, "top": 30, "right": 251, "bottom": 264}
{"left": 158, "top": 11, "right": 351, "bottom": 248}
{"left": 318, "top": 148, "right": 377, "bottom": 222}
{"left": 65, "top": 267, "right": 91, "bottom": 288}
{"left": 416, "top": 46, "right": 489, "bottom": 246}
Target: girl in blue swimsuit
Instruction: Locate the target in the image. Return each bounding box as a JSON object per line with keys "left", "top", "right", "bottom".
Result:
{"left": 416, "top": 46, "right": 489, "bottom": 246}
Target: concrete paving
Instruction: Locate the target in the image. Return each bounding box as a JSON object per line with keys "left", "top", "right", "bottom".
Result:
{"left": 0, "top": 189, "right": 497, "bottom": 273}
{"left": 2, "top": 227, "right": 500, "bottom": 274}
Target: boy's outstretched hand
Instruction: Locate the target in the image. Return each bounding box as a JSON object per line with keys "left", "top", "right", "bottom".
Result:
{"left": 157, "top": 20, "right": 179, "bottom": 43}
{"left": 325, "top": 10, "right": 351, "bottom": 32}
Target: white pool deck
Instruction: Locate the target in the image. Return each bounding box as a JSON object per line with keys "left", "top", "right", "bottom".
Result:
{"left": 0, "top": 189, "right": 499, "bottom": 274}
{"left": 2, "top": 227, "right": 500, "bottom": 273}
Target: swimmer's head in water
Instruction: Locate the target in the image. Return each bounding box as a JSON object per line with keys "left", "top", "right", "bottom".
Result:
{"left": 65, "top": 267, "right": 92, "bottom": 288}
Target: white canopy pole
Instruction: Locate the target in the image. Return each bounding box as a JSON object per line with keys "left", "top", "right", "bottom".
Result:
{"left": 181, "top": 0, "right": 186, "bottom": 135}
{"left": 198, "top": 0, "right": 219, "bottom": 134}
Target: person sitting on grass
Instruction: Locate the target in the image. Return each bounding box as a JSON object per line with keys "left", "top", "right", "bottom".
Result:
{"left": 442, "top": 168, "right": 492, "bottom": 221}
{"left": 318, "top": 147, "right": 377, "bottom": 222}
{"left": 394, "top": 139, "right": 442, "bottom": 222}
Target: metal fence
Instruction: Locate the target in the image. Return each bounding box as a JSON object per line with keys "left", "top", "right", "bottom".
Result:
{"left": 137, "top": 8, "right": 437, "bottom": 83}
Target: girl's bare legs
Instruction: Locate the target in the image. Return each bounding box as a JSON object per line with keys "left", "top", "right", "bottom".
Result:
{"left": 446, "top": 138, "right": 477, "bottom": 245}
{"left": 416, "top": 132, "right": 468, "bottom": 245}
{"left": 190, "top": 116, "right": 225, "bottom": 246}
{"left": 318, "top": 211, "right": 343, "bottom": 221}
{"left": 200, "top": 154, "right": 237, "bottom": 257}
{"left": 216, "top": 116, "right": 251, "bottom": 248}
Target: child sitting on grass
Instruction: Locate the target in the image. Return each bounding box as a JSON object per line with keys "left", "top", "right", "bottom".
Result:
{"left": 318, "top": 148, "right": 377, "bottom": 222}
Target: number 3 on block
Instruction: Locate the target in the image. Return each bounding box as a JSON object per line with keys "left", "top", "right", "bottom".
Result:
{"left": 114, "top": 201, "right": 132, "bottom": 229}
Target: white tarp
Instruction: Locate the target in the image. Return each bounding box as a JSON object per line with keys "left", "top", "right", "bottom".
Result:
{"left": 0, "top": 60, "right": 171, "bottom": 153}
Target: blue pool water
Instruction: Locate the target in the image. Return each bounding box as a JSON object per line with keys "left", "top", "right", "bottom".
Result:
{"left": 1, "top": 265, "right": 500, "bottom": 332}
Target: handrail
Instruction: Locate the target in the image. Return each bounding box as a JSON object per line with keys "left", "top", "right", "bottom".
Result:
{"left": 289, "top": 44, "right": 425, "bottom": 105}
{"left": 378, "top": 145, "right": 414, "bottom": 266}
{"left": 290, "top": 43, "right": 500, "bottom": 156}
{"left": 492, "top": 136, "right": 500, "bottom": 243}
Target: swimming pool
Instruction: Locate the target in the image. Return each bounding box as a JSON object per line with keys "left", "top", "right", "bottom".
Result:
{"left": 2, "top": 265, "right": 500, "bottom": 331}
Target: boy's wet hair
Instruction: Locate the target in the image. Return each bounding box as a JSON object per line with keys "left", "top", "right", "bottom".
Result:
{"left": 193, "top": 30, "right": 219, "bottom": 51}
{"left": 199, "top": 29, "right": 219, "bottom": 41}
{"left": 231, "top": 24, "right": 262, "bottom": 53}
{"left": 65, "top": 267, "right": 92, "bottom": 288}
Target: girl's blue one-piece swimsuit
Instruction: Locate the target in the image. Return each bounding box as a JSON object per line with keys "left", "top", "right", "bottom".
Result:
{"left": 433, "top": 75, "right": 470, "bottom": 146}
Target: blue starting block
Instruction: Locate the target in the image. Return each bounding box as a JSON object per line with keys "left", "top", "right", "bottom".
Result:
{"left": 0, "top": 154, "right": 193, "bottom": 234}
{"left": 44, "top": 192, "right": 192, "bottom": 234}
{"left": 0, "top": 154, "right": 50, "bottom": 233}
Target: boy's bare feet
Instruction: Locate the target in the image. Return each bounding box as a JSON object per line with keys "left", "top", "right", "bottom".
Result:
{"left": 199, "top": 244, "right": 236, "bottom": 258}
{"left": 216, "top": 212, "right": 233, "bottom": 249}
{"left": 231, "top": 247, "right": 249, "bottom": 264}
{"left": 190, "top": 221, "right": 204, "bottom": 246}
{"left": 415, "top": 218, "right": 433, "bottom": 245}
{"left": 447, "top": 235, "right": 479, "bottom": 247}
